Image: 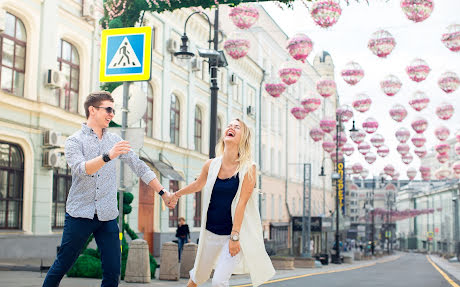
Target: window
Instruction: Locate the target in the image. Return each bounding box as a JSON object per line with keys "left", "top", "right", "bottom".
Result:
{"left": 0, "top": 12, "right": 26, "bottom": 97}
{"left": 137, "top": 81, "right": 153, "bottom": 137}
{"left": 216, "top": 117, "right": 222, "bottom": 143}
{"left": 170, "top": 94, "right": 180, "bottom": 145}
{"left": 169, "top": 180, "right": 179, "bottom": 227}
{"left": 194, "top": 191, "right": 201, "bottom": 227}
{"left": 194, "top": 106, "right": 202, "bottom": 152}
{"left": 52, "top": 166, "right": 71, "bottom": 228}
{"left": 55, "top": 39, "right": 79, "bottom": 113}
{"left": 0, "top": 142, "right": 24, "bottom": 229}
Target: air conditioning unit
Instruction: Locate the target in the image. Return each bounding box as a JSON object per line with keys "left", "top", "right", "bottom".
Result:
{"left": 229, "top": 73, "right": 237, "bottom": 85}
{"left": 43, "top": 150, "right": 61, "bottom": 168}
{"left": 82, "top": 0, "right": 96, "bottom": 21}
{"left": 46, "top": 69, "right": 63, "bottom": 89}
{"left": 166, "top": 38, "right": 178, "bottom": 54}
{"left": 191, "top": 57, "right": 202, "bottom": 72}
{"left": 247, "top": 105, "right": 256, "bottom": 117}
{"left": 0, "top": 8, "right": 6, "bottom": 33}
{"left": 43, "top": 130, "right": 61, "bottom": 147}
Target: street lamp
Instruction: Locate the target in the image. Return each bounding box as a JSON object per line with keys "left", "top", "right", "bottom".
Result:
{"left": 174, "top": 9, "right": 228, "bottom": 158}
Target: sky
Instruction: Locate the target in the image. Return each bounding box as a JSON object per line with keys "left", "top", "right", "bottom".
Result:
{"left": 260, "top": 0, "right": 460, "bottom": 180}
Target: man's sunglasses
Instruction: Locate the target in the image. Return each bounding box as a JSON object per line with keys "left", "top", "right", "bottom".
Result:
{"left": 94, "top": 106, "right": 116, "bottom": 115}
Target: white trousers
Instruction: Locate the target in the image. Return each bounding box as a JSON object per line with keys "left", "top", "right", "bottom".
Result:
{"left": 189, "top": 229, "right": 243, "bottom": 287}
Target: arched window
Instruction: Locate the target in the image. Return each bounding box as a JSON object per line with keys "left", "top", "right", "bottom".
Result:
{"left": 194, "top": 106, "right": 202, "bottom": 152}
{"left": 55, "top": 39, "right": 79, "bottom": 113}
{"left": 0, "top": 141, "right": 24, "bottom": 229}
{"left": 137, "top": 81, "right": 153, "bottom": 137}
{"left": 170, "top": 95, "right": 180, "bottom": 145}
{"left": 216, "top": 117, "right": 222, "bottom": 143}
{"left": 0, "top": 12, "right": 26, "bottom": 97}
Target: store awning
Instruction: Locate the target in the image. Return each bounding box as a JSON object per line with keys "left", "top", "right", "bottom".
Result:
{"left": 152, "top": 160, "right": 184, "bottom": 181}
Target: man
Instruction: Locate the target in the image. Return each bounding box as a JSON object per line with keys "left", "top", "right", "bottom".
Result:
{"left": 43, "top": 91, "right": 173, "bottom": 287}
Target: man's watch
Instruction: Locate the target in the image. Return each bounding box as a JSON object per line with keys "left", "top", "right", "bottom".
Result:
{"left": 102, "top": 153, "right": 111, "bottom": 163}
{"left": 230, "top": 233, "right": 240, "bottom": 241}
{"left": 158, "top": 189, "right": 165, "bottom": 196}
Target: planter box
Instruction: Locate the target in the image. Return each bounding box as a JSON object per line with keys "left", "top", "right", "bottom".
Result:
{"left": 294, "top": 257, "right": 315, "bottom": 268}
{"left": 343, "top": 256, "right": 353, "bottom": 264}
{"left": 270, "top": 256, "right": 295, "bottom": 270}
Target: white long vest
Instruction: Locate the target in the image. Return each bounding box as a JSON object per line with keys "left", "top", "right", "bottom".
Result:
{"left": 191, "top": 156, "right": 275, "bottom": 286}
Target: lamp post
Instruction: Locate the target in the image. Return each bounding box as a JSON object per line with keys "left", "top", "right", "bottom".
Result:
{"left": 174, "top": 9, "right": 228, "bottom": 158}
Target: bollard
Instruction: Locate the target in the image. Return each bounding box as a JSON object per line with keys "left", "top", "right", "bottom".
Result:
{"left": 159, "top": 242, "right": 180, "bottom": 281}
{"left": 125, "top": 239, "right": 151, "bottom": 283}
{"left": 180, "top": 243, "right": 198, "bottom": 278}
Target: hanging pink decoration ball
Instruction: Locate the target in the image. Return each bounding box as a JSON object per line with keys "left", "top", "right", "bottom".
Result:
{"left": 377, "top": 145, "right": 390, "bottom": 158}
{"left": 352, "top": 162, "right": 363, "bottom": 174}
{"left": 229, "top": 5, "right": 259, "bottom": 29}
{"left": 358, "top": 142, "right": 371, "bottom": 155}
{"left": 411, "top": 134, "right": 426, "bottom": 148}
{"left": 265, "top": 82, "right": 286, "bottom": 98}
{"left": 322, "top": 140, "right": 336, "bottom": 153}
{"left": 435, "top": 143, "right": 450, "bottom": 155}
{"left": 224, "top": 38, "right": 250, "bottom": 60}
{"left": 380, "top": 74, "right": 402, "bottom": 96}
{"left": 336, "top": 105, "right": 354, "bottom": 122}
{"left": 331, "top": 151, "right": 344, "bottom": 163}
{"left": 438, "top": 71, "right": 460, "bottom": 94}
{"left": 419, "top": 165, "right": 431, "bottom": 175}
{"left": 436, "top": 103, "right": 455, "bottom": 120}
{"left": 411, "top": 117, "right": 428, "bottom": 134}
{"left": 301, "top": 97, "right": 321, "bottom": 112}
{"left": 392, "top": 171, "right": 400, "bottom": 181}
{"left": 368, "top": 30, "right": 396, "bottom": 58}
{"left": 414, "top": 146, "right": 427, "bottom": 158}
{"left": 291, "top": 107, "right": 308, "bottom": 120}
{"left": 342, "top": 143, "right": 355, "bottom": 156}
{"left": 360, "top": 169, "right": 369, "bottom": 179}
{"left": 402, "top": 153, "right": 413, "bottom": 165}
{"left": 320, "top": 118, "right": 336, "bottom": 134}
{"left": 457, "top": 130, "right": 460, "bottom": 143}
{"left": 400, "top": 0, "right": 434, "bottom": 23}
{"left": 452, "top": 161, "right": 460, "bottom": 178}
{"left": 365, "top": 152, "right": 377, "bottom": 164}
{"left": 350, "top": 129, "right": 366, "bottom": 144}
{"left": 370, "top": 134, "right": 385, "bottom": 148}
{"left": 396, "top": 127, "right": 411, "bottom": 143}
{"left": 441, "top": 24, "right": 460, "bottom": 53}
{"left": 435, "top": 167, "right": 451, "bottom": 180}
{"left": 437, "top": 153, "right": 449, "bottom": 164}
{"left": 434, "top": 125, "right": 450, "bottom": 141}
{"left": 316, "top": 78, "right": 337, "bottom": 98}
{"left": 407, "top": 167, "right": 417, "bottom": 180}
{"left": 310, "top": 128, "right": 325, "bottom": 142}
{"left": 287, "top": 33, "right": 313, "bottom": 63}
{"left": 279, "top": 67, "right": 302, "bottom": 85}
{"left": 409, "top": 91, "right": 430, "bottom": 112}
{"left": 397, "top": 143, "right": 410, "bottom": 156}
{"left": 341, "top": 61, "right": 364, "bottom": 85}
{"left": 333, "top": 131, "right": 347, "bottom": 147}
{"left": 389, "top": 104, "right": 408, "bottom": 122}
{"left": 384, "top": 164, "right": 395, "bottom": 177}
{"left": 362, "top": 117, "right": 379, "bottom": 134}
{"left": 310, "top": 0, "right": 342, "bottom": 28}
{"left": 352, "top": 93, "right": 372, "bottom": 113}
{"left": 406, "top": 58, "right": 430, "bottom": 82}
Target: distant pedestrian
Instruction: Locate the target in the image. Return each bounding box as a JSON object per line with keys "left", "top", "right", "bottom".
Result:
{"left": 42, "top": 91, "right": 174, "bottom": 287}
{"left": 176, "top": 217, "right": 190, "bottom": 261}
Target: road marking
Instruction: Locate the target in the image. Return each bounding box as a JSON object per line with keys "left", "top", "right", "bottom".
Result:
{"left": 233, "top": 256, "right": 400, "bottom": 287}
{"left": 427, "top": 255, "right": 460, "bottom": 287}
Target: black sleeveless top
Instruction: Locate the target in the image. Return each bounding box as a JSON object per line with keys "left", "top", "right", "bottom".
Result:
{"left": 205, "top": 173, "right": 239, "bottom": 235}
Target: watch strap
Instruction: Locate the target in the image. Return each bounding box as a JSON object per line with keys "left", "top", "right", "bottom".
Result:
{"left": 158, "top": 189, "right": 165, "bottom": 196}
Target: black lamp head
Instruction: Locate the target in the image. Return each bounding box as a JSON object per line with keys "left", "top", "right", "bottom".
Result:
{"left": 174, "top": 34, "right": 195, "bottom": 60}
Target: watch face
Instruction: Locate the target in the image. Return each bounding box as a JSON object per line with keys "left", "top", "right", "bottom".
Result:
{"left": 232, "top": 234, "right": 239, "bottom": 241}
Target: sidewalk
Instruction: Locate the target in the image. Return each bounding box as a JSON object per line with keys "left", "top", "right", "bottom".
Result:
{"left": 0, "top": 254, "right": 399, "bottom": 287}
{"left": 429, "top": 254, "right": 460, "bottom": 282}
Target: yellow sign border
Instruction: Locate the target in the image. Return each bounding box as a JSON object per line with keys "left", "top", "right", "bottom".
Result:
{"left": 99, "top": 27, "right": 152, "bottom": 82}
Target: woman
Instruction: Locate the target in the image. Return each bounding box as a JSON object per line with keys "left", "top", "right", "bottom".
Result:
{"left": 169, "top": 118, "right": 275, "bottom": 287}
{"left": 176, "top": 217, "right": 190, "bottom": 261}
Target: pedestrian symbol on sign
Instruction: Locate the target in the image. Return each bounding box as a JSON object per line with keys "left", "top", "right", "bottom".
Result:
{"left": 108, "top": 37, "right": 141, "bottom": 69}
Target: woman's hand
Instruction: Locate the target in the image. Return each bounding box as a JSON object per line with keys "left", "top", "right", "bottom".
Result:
{"left": 229, "top": 240, "right": 241, "bottom": 257}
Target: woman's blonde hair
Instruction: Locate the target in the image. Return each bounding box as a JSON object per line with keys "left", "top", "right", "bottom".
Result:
{"left": 215, "top": 118, "right": 254, "bottom": 180}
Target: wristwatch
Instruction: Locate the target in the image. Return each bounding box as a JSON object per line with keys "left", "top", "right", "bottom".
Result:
{"left": 102, "top": 153, "right": 111, "bottom": 163}
{"left": 230, "top": 233, "right": 240, "bottom": 242}
{"left": 158, "top": 189, "right": 165, "bottom": 196}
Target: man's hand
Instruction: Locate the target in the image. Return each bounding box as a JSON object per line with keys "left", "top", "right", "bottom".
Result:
{"left": 229, "top": 240, "right": 241, "bottom": 257}
{"left": 160, "top": 191, "right": 174, "bottom": 209}
{"left": 108, "top": 140, "right": 131, "bottom": 159}
{"left": 168, "top": 192, "right": 180, "bottom": 208}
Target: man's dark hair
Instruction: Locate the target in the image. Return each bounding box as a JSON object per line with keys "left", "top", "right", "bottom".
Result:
{"left": 84, "top": 91, "right": 114, "bottom": 119}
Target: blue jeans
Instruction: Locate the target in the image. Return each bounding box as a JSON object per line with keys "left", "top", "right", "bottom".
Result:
{"left": 178, "top": 237, "right": 188, "bottom": 261}
{"left": 43, "top": 213, "right": 120, "bottom": 287}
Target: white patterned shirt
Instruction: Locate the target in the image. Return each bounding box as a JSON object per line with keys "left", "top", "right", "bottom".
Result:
{"left": 64, "top": 123, "right": 156, "bottom": 221}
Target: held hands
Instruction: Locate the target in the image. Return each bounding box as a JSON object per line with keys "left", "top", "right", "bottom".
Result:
{"left": 109, "top": 140, "right": 131, "bottom": 159}
{"left": 229, "top": 239, "right": 241, "bottom": 257}
{"left": 160, "top": 191, "right": 180, "bottom": 209}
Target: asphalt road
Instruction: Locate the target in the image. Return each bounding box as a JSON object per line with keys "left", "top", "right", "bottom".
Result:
{"left": 259, "top": 253, "right": 456, "bottom": 287}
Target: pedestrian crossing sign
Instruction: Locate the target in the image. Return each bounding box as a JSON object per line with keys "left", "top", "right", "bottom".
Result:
{"left": 99, "top": 27, "right": 152, "bottom": 82}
